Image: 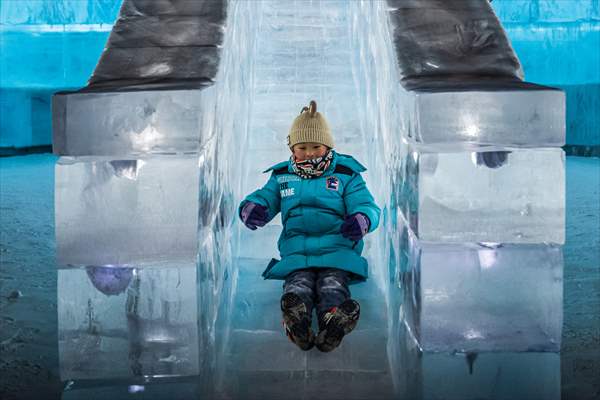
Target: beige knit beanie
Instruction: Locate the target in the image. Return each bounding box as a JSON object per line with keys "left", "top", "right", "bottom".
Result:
{"left": 287, "top": 100, "right": 334, "bottom": 149}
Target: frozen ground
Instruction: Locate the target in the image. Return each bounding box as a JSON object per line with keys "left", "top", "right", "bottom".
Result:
{"left": 0, "top": 154, "right": 599, "bottom": 400}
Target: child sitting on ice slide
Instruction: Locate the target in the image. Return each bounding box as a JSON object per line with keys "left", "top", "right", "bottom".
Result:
{"left": 238, "top": 100, "right": 380, "bottom": 352}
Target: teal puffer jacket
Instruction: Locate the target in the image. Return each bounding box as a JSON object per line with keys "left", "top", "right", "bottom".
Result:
{"left": 238, "top": 151, "right": 380, "bottom": 283}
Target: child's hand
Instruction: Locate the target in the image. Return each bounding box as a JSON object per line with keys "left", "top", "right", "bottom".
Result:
{"left": 340, "top": 213, "right": 370, "bottom": 241}
{"left": 241, "top": 202, "right": 269, "bottom": 230}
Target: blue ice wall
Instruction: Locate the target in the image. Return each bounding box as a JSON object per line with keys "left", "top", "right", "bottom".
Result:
{"left": 0, "top": 0, "right": 598, "bottom": 150}
{"left": 0, "top": 0, "right": 120, "bottom": 150}
{"left": 492, "top": 0, "right": 600, "bottom": 147}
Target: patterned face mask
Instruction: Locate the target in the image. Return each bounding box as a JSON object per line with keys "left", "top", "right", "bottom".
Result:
{"left": 291, "top": 149, "right": 334, "bottom": 179}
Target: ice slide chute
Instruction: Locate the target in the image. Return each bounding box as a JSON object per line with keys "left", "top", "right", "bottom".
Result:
{"left": 355, "top": 1, "right": 564, "bottom": 395}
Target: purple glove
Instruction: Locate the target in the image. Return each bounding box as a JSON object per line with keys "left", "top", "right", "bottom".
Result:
{"left": 340, "top": 213, "right": 370, "bottom": 241}
{"left": 240, "top": 202, "right": 269, "bottom": 230}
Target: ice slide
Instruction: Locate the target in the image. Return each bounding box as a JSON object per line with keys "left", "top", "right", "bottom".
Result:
{"left": 53, "top": 1, "right": 565, "bottom": 398}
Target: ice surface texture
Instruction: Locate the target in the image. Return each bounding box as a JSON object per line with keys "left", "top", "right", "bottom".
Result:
{"left": 58, "top": 266, "right": 199, "bottom": 380}
{"left": 401, "top": 82, "right": 565, "bottom": 147}
{"left": 389, "top": 224, "right": 563, "bottom": 353}
{"left": 55, "top": 156, "right": 200, "bottom": 267}
{"left": 417, "top": 244, "right": 563, "bottom": 352}
{"left": 392, "top": 144, "right": 565, "bottom": 244}
{"left": 53, "top": 84, "right": 216, "bottom": 156}
{"left": 54, "top": 0, "right": 257, "bottom": 388}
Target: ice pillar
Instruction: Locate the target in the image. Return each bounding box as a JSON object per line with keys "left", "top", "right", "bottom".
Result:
{"left": 53, "top": 0, "right": 249, "bottom": 386}
{"left": 351, "top": 0, "right": 565, "bottom": 359}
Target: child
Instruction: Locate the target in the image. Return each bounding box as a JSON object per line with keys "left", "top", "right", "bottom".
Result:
{"left": 238, "top": 100, "right": 380, "bottom": 352}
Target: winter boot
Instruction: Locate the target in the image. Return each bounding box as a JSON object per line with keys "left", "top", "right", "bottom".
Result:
{"left": 281, "top": 292, "right": 315, "bottom": 351}
{"left": 315, "top": 299, "right": 360, "bottom": 352}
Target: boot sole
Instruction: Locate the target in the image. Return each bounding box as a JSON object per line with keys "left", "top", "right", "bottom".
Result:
{"left": 316, "top": 299, "right": 360, "bottom": 352}
{"left": 281, "top": 293, "right": 315, "bottom": 351}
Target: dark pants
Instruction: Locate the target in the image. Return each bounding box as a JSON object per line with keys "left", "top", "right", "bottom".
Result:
{"left": 282, "top": 268, "right": 352, "bottom": 325}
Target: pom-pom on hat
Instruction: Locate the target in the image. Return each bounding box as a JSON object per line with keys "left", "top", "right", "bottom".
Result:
{"left": 287, "top": 100, "right": 334, "bottom": 149}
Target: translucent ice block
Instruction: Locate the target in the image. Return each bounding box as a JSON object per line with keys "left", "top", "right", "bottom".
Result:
{"left": 52, "top": 84, "right": 215, "bottom": 156}
{"left": 401, "top": 82, "right": 566, "bottom": 147}
{"left": 391, "top": 229, "right": 563, "bottom": 352}
{"left": 55, "top": 156, "right": 199, "bottom": 266}
{"left": 393, "top": 144, "right": 565, "bottom": 244}
{"left": 58, "top": 265, "right": 199, "bottom": 381}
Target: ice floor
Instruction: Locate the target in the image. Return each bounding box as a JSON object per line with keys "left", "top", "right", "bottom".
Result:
{"left": 0, "top": 154, "right": 598, "bottom": 400}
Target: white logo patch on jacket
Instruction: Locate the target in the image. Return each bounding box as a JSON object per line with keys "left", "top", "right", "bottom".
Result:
{"left": 279, "top": 182, "right": 295, "bottom": 198}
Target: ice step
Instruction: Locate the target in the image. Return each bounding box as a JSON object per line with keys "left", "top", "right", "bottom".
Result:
{"left": 254, "top": 65, "right": 354, "bottom": 84}
{"left": 237, "top": 226, "right": 282, "bottom": 261}
{"left": 233, "top": 256, "right": 389, "bottom": 331}
{"left": 226, "top": 328, "right": 390, "bottom": 375}
{"left": 219, "top": 369, "right": 395, "bottom": 400}
{"left": 229, "top": 254, "right": 391, "bottom": 382}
